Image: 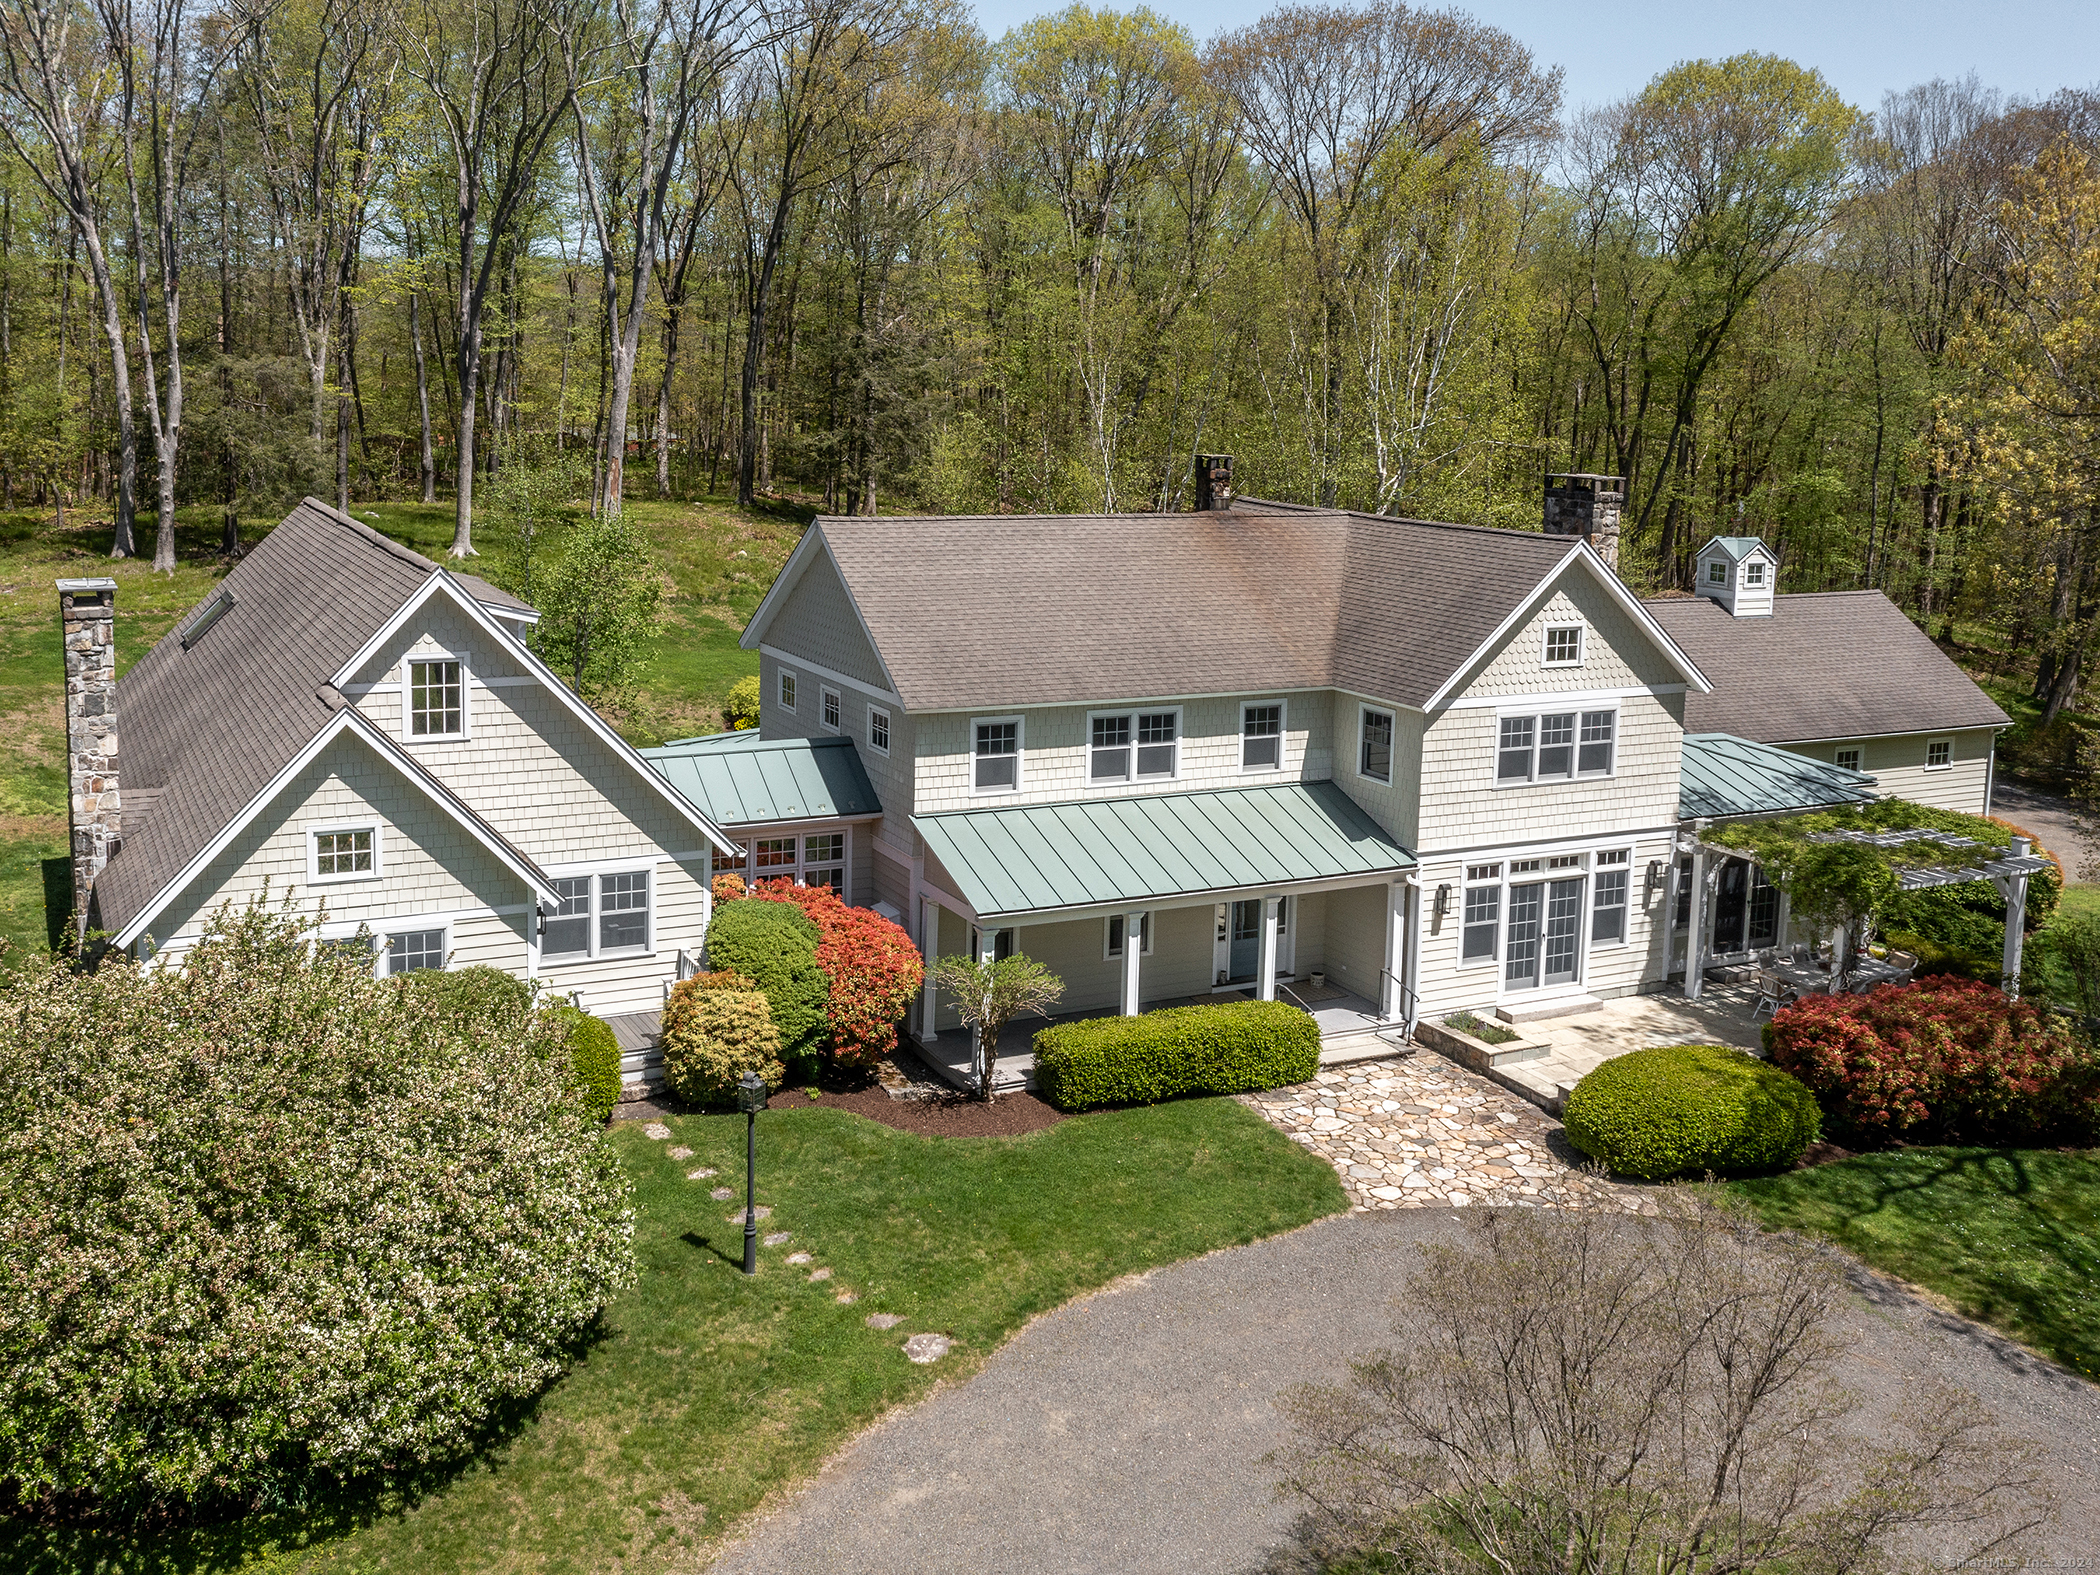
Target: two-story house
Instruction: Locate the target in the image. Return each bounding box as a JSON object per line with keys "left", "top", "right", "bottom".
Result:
{"left": 62, "top": 499, "right": 738, "bottom": 1019}
{"left": 732, "top": 497, "right": 1755, "bottom": 1082}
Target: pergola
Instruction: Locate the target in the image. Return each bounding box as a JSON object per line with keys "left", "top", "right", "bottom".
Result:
{"left": 1678, "top": 824, "right": 2049, "bottom": 999}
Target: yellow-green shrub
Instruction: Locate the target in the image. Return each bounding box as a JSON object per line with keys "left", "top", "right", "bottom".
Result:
{"left": 660, "top": 974, "right": 784, "bottom": 1105}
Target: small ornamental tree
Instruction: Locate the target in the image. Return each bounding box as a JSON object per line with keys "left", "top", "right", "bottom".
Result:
{"left": 0, "top": 902, "right": 635, "bottom": 1519}
{"left": 930, "top": 952, "right": 1065, "bottom": 1099}
{"left": 1764, "top": 975, "right": 2099, "bottom": 1144}
{"left": 743, "top": 879, "right": 924, "bottom": 1069}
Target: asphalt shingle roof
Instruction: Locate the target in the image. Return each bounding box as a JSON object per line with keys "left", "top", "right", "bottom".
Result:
{"left": 912, "top": 779, "right": 1414, "bottom": 923}
{"left": 642, "top": 733, "right": 882, "bottom": 827}
{"left": 805, "top": 500, "right": 1582, "bottom": 712}
{"left": 1677, "top": 733, "right": 1880, "bottom": 820}
{"left": 96, "top": 499, "right": 466, "bottom": 937}
{"left": 1644, "top": 591, "right": 2008, "bottom": 745}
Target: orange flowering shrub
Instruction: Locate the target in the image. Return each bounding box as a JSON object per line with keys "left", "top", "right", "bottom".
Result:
{"left": 710, "top": 872, "right": 746, "bottom": 902}
{"left": 745, "top": 878, "right": 924, "bottom": 1068}
{"left": 1763, "top": 975, "right": 2099, "bottom": 1144}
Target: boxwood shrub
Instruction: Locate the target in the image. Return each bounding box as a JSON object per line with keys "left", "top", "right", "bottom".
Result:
{"left": 552, "top": 1003, "right": 624, "bottom": 1122}
{"left": 1562, "top": 1044, "right": 1821, "bottom": 1181}
{"left": 1032, "top": 1000, "right": 1319, "bottom": 1111}
{"left": 0, "top": 904, "right": 634, "bottom": 1520}
{"left": 704, "top": 897, "right": 828, "bottom": 1065}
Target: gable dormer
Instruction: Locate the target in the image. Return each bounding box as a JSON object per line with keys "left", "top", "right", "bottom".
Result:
{"left": 1694, "top": 537, "right": 1777, "bottom": 617}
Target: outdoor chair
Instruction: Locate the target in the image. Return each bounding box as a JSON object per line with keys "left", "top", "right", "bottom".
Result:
{"left": 1749, "top": 968, "right": 1799, "bottom": 1023}
{"left": 1791, "top": 943, "right": 1814, "bottom": 966}
{"left": 1887, "top": 949, "right": 1918, "bottom": 984}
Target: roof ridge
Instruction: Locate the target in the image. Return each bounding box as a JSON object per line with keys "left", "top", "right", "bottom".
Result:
{"left": 297, "top": 496, "right": 445, "bottom": 579}
{"left": 1336, "top": 508, "right": 1573, "bottom": 546}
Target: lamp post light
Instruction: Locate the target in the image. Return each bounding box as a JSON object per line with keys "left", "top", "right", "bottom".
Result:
{"left": 737, "top": 1070, "right": 768, "bottom": 1275}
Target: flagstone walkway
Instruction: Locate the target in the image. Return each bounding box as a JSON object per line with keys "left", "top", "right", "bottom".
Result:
{"left": 1241, "top": 1052, "right": 1652, "bottom": 1212}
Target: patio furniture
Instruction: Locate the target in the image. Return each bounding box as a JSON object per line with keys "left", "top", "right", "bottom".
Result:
{"left": 1887, "top": 949, "right": 1918, "bottom": 984}
{"left": 1749, "top": 968, "right": 1800, "bottom": 1023}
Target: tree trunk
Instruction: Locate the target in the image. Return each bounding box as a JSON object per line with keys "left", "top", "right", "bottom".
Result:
{"left": 411, "top": 291, "right": 436, "bottom": 503}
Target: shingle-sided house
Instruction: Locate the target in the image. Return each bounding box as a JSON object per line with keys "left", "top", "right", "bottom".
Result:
{"left": 60, "top": 498, "right": 737, "bottom": 1017}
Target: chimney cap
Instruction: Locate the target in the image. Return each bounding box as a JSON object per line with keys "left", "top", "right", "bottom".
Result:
{"left": 1544, "top": 472, "right": 1625, "bottom": 488}
{"left": 56, "top": 577, "right": 118, "bottom": 593}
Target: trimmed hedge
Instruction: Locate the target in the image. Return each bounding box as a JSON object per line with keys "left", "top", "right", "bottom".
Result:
{"left": 553, "top": 1004, "right": 623, "bottom": 1122}
{"left": 704, "top": 897, "right": 828, "bottom": 1064}
{"left": 1562, "top": 1044, "right": 1821, "bottom": 1181}
{"left": 1032, "top": 1000, "right": 1319, "bottom": 1111}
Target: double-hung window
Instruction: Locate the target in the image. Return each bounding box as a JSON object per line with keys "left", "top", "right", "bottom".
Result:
{"left": 409, "top": 659, "right": 464, "bottom": 737}
{"left": 778, "top": 670, "right": 797, "bottom": 711}
{"left": 1708, "top": 560, "right": 1728, "bottom": 585}
{"left": 974, "top": 719, "right": 1020, "bottom": 792}
{"left": 867, "top": 706, "right": 891, "bottom": 755}
{"left": 821, "top": 687, "right": 841, "bottom": 732}
{"left": 1461, "top": 864, "right": 1501, "bottom": 963}
{"left": 312, "top": 826, "right": 377, "bottom": 881}
{"left": 1498, "top": 709, "right": 1615, "bottom": 783}
{"left": 1360, "top": 707, "right": 1394, "bottom": 784}
{"left": 1242, "top": 703, "right": 1283, "bottom": 771}
{"left": 542, "top": 869, "right": 653, "bottom": 961}
{"left": 1591, "top": 850, "right": 1630, "bottom": 945}
{"left": 385, "top": 927, "right": 447, "bottom": 975}
{"left": 1091, "top": 710, "right": 1179, "bottom": 783}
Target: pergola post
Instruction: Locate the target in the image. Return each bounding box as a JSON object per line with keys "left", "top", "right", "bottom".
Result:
{"left": 1998, "top": 835, "right": 2032, "bottom": 999}
{"left": 1684, "top": 846, "right": 1709, "bottom": 1000}
{"left": 1257, "top": 895, "right": 1280, "bottom": 1001}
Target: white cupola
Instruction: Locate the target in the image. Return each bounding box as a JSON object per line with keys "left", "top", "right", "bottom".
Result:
{"left": 1694, "top": 536, "right": 1778, "bottom": 617}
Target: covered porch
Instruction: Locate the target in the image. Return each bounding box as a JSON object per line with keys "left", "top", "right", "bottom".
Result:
{"left": 907, "top": 781, "right": 1417, "bottom": 1094}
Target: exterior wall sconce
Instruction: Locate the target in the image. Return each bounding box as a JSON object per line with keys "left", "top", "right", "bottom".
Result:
{"left": 1646, "top": 860, "right": 1666, "bottom": 894}
{"left": 1433, "top": 884, "right": 1451, "bottom": 920}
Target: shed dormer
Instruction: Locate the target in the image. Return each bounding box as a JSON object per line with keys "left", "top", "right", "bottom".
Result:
{"left": 1694, "top": 536, "right": 1777, "bottom": 617}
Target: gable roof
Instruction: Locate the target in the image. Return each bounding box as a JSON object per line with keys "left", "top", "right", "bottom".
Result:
{"left": 1700, "top": 536, "right": 1776, "bottom": 563}
{"left": 642, "top": 732, "right": 882, "bottom": 827}
{"left": 1643, "top": 591, "right": 2009, "bottom": 745}
{"left": 1678, "top": 733, "right": 1879, "bottom": 821}
{"left": 748, "top": 500, "right": 1704, "bottom": 714}
{"left": 95, "top": 497, "right": 730, "bottom": 940}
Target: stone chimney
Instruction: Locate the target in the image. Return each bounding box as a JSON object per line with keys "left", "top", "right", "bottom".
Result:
{"left": 58, "top": 577, "right": 120, "bottom": 935}
{"left": 1193, "top": 453, "right": 1234, "bottom": 512}
{"left": 1543, "top": 472, "right": 1625, "bottom": 571}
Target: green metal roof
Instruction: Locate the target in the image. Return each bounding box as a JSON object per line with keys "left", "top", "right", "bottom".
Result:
{"left": 642, "top": 732, "right": 882, "bottom": 827}
{"left": 1679, "top": 732, "right": 1877, "bottom": 821}
{"left": 1703, "top": 535, "right": 1774, "bottom": 562}
{"left": 914, "top": 780, "right": 1413, "bottom": 923}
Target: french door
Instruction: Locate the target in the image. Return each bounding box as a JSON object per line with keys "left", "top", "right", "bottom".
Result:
{"left": 1504, "top": 877, "right": 1584, "bottom": 991}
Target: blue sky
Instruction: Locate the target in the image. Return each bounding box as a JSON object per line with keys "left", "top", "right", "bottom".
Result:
{"left": 967, "top": 0, "right": 2099, "bottom": 115}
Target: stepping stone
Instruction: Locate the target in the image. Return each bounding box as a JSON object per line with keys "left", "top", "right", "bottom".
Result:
{"left": 688, "top": 1168, "right": 717, "bottom": 1180}
{"left": 725, "top": 1206, "right": 772, "bottom": 1222}
{"left": 642, "top": 1122, "right": 672, "bottom": 1140}
{"left": 667, "top": 1146, "right": 693, "bottom": 1160}
{"left": 902, "top": 1333, "right": 951, "bottom": 1364}
{"left": 865, "top": 1313, "right": 904, "bottom": 1331}
{"left": 808, "top": 1267, "right": 833, "bottom": 1283}
{"left": 786, "top": 1252, "right": 812, "bottom": 1265}
{"left": 711, "top": 1187, "right": 735, "bottom": 1201}
{"left": 764, "top": 1232, "right": 792, "bottom": 1246}
{"left": 835, "top": 1291, "right": 859, "bottom": 1305}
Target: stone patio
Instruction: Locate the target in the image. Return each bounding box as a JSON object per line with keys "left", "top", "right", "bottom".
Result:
{"left": 1468, "top": 982, "right": 1766, "bottom": 1111}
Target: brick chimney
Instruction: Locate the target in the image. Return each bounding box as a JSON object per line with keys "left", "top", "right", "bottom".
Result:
{"left": 58, "top": 577, "right": 120, "bottom": 935}
{"left": 1543, "top": 472, "right": 1625, "bottom": 571}
{"left": 1193, "top": 454, "right": 1233, "bottom": 512}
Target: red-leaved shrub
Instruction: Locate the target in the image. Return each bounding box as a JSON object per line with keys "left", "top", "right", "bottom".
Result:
{"left": 744, "top": 878, "right": 924, "bottom": 1067}
{"left": 1763, "top": 975, "right": 2099, "bottom": 1144}
{"left": 711, "top": 872, "right": 746, "bottom": 902}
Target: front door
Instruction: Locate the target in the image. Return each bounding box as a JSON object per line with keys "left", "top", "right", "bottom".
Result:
{"left": 1505, "top": 877, "right": 1585, "bottom": 990}
{"left": 1229, "top": 899, "right": 1261, "bottom": 981}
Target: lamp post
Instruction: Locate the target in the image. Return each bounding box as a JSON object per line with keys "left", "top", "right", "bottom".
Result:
{"left": 737, "top": 1070, "right": 768, "bottom": 1275}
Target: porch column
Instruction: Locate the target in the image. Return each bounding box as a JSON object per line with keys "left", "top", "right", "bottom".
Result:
{"left": 918, "top": 896, "right": 940, "bottom": 1042}
{"left": 1257, "top": 895, "right": 1281, "bottom": 1001}
{"left": 1382, "top": 878, "right": 1409, "bottom": 1023}
{"left": 977, "top": 924, "right": 999, "bottom": 965}
{"left": 2000, "top": 836, "right": 2031, "bottom": 999}
{"left": 1121, "top": 909, "right": 1145, "bottom": 1015}
{"left": 1684, "top": 845, "right": 1708, "bottom": 1001}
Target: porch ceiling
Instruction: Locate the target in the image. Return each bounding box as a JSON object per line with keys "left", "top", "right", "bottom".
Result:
{"left": 1678, "top": 732, "right": 1878, "bottom": 821}
{"left": 912, "top": 780, "right": 1413, "bottom": 924}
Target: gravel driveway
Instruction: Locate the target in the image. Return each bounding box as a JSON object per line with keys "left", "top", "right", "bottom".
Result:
{"left": 704, "top": 1209, "right": 2100, "bottom": 1575}
{"left": 1995, "top": 779, "right": 2095, "bottom": 877}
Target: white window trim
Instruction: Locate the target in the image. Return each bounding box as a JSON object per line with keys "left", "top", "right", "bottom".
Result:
{"left": 1589, "top": 849, "right": 1633, "bottom": 950}
{"left": 1456, "top": 864, "right": 1504, "bottom": 971}
{"left": 1481, "top": 853, "right": 1593, "bottom": 995}
{"left": 970, "top": 715, "right": 1024, "bottom": 797}
{"left": 538, "top": 860, "right": 659, "bottom": 966}
{"left": 1492, "top": 704, "right": 1620, "bottom": 788}
{"left": 1239, "top": 698, "right": 1288, "bottom": 774}
{"left": 777, "top": 667, "right": 798, "bottom": 712}
{"left": 1085, "top": 705, "right": 1184, "bottom": 787}
{"left": 1924, "top": 738, "right": 1954, "bottom": 770}
{"left": 866, "top": 704, "right": 891, "bottom": 756}
{"left": 1707, "top": 559, "right": 1729, "bottom": 585}
{"left": 820, "top": 684, "right": 842, "bottom": 734}
{"left": 1103, "top": 912, "right": 1154, "bottom": 960}
{"left": 1834, "top": 745, "right": 1863, "bottom": 773}
{"left": 309, "top": 823, "right": 384, "bottom": 884}
{"left": 1358, "top": 704, "right": 1396, "bottom": 785}
{"left": 1541, "top": 623, "right": 1586, "bottom": 668}
{"left": 400, "top": 650, "right": 472, "bottom": 743}
{"left": 378, "top": 920, "right": 453, "bottom": 976}
{"left": 734, "top": 827, "right": 853, "bottom": 901}
{"left": 1744, "top": 560, "right": 1767, "bottom": 587}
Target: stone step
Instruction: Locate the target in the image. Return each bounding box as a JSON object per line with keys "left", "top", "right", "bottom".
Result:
{"left": 1492, "top": 995, "right": 1603, "bottom": 1025}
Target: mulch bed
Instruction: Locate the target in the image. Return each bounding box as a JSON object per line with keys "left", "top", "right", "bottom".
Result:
{"left": 1795, "top": 1139, "right": 1859, "bottom": 1169}
{"left": 764, "top": 1083, "right": 1067, "bottom": 1137}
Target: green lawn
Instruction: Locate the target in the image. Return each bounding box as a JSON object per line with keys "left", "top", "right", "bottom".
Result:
{"left": 1729, "top": 1147, "right": 2100, "bottom": 1382}
{"left": 2, "top": 1096, "right": 1345, "bottom": 1573}
{"left": 0, "top": 494, "right": 803, "bottom": 970}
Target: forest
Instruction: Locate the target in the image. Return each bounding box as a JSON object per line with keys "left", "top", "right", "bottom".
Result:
{"left": 0, "top": 0, "right": 2096, "bottom": 704}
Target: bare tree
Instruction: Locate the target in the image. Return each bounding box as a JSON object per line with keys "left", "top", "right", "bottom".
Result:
{"left": 0, "top": 0, "right": 141, "bottom": 555}
{"left": 1269, "top": 1205, "right": 2051, "bottom": 1575}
